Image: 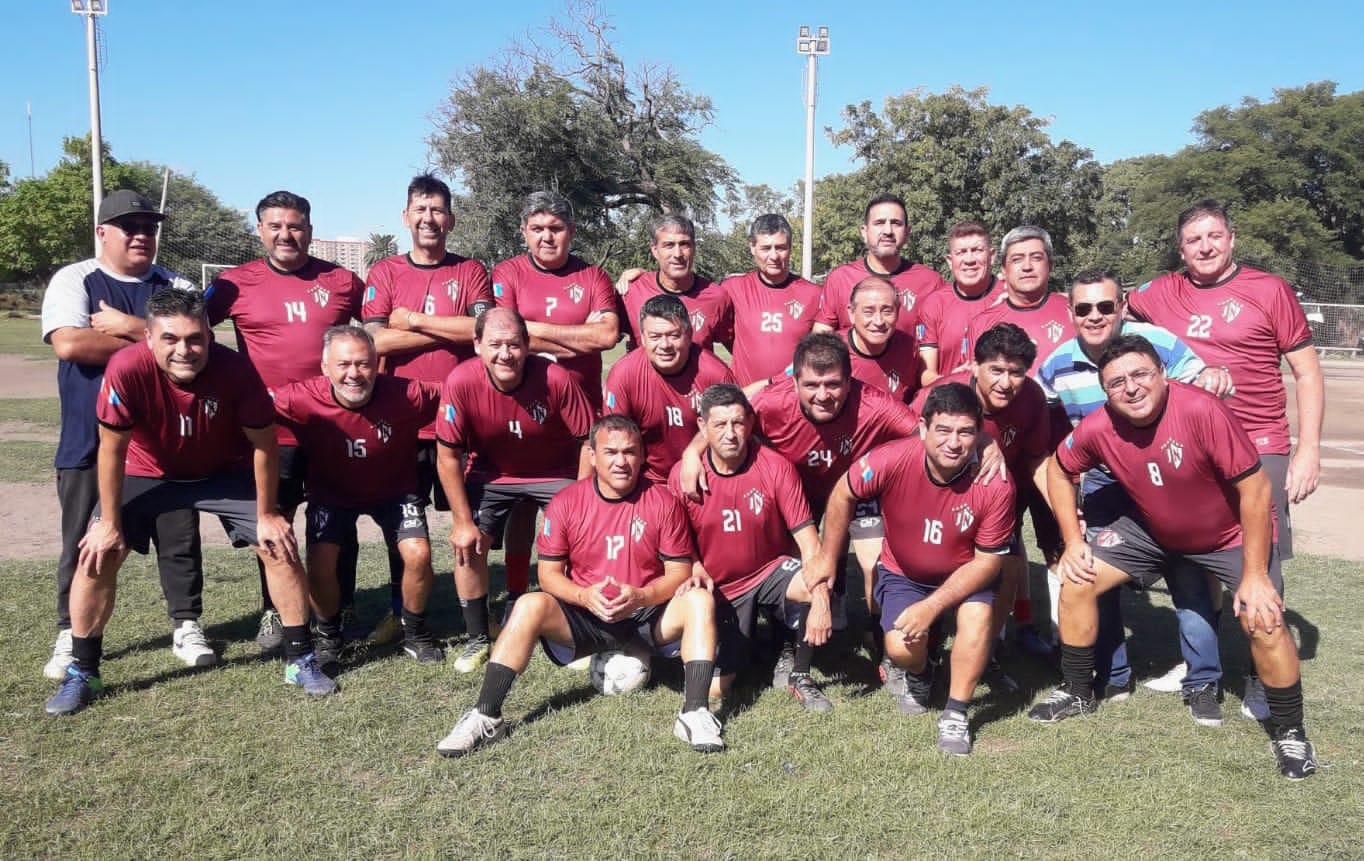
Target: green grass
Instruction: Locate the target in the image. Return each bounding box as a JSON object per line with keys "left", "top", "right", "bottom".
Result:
{"left": 0, "top": 441, "right": 56, "bottom": 482}
{"left": 0, "top": 317, "right": 53, "bottom": 360}
{"left": 0, "top": 397, "right": 60, "bottom": 426}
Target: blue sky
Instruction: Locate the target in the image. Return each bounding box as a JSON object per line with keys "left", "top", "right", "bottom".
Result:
{"left": 3, "top": 1, "right": 1361, "bottom": 247}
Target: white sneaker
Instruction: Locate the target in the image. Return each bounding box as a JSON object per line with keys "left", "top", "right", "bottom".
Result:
{"left": 436, "top": 709, "right": 506, "bottom": 757}
{"left": 673, "top": 708, "right": 724, "bottom": 753}
{"left": 44, "top": 629, "right": 74, "bottom": 680}
{"left": 171, "top": 620, "right": 217, "bottom": 667}
{"left": 1143, "top": 662, "right": 1187, "bottom": 693}
{"left": 1241, "top": 676, "right": 1270, "bottom": 721}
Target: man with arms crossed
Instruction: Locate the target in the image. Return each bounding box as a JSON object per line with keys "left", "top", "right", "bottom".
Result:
{"left": 437, "top": 415, "right": 722, "bottom": 756}
{"left": 1029, "top": 334, "right": 1316, "bottom": 780}
{"left": 46, "top": 288, "right": 333, "bottom": 717}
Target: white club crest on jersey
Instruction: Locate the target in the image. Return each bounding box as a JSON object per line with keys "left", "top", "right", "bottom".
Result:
{"left": 690, "top": 309, "right": 706, "bottom": 332}
{"left": 1220, "top": 298, "right": 1243, "bottom": 324}
{"left": 785, "top": 299, "right": 805, "bottom": 319}
{"left": 900, "top": 289, "right": 917, "bottom": 311}
{"left": 885, "top": 370, "right": 901, "bottom": 393}
{"left": 528, "top": 401, "right": 549, "bottom": 424}
{"left": 202, "top": 397, "right": 219, "bottom": 419}
{"left": 630, "top": 514, "right": 646, "bottom": 542}
{"left": 375, "top": 420, "right": 393, "bottom": 443}
{"left": 688, "top": 389, "right": 704, "bottom": 413}
{"left": 1043, "top": 320, "right": 1066, "bottom": 343}
{"left": 444, "top": 278, "right": 461, "bottom": 300}
{"left": 567, "top": 283, "right": 584, "bottom": 304}
{"left": 746, "top": 488, "right": 765, "bottom": 516}
{"left": 838, "top": 435, "right": 854, "bottom": 456}
{"left": 308, "top": 284, "right": 331, "bottom": 308}
{"left": 953, "top": 502, "right": 975, "bottom": 532}
{"left": 1162, "top": 438, "right": 1184, "bottom": 469}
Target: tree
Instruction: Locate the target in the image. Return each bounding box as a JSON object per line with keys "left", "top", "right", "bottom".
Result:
{"left": 827, "top": 86, "right": 1103, "bottom": 279}
{"left": 430, "top": 2, "right": 736, "bottom": 270}
{"left": 365, "top": 233, "right": 398, "bottom": 268}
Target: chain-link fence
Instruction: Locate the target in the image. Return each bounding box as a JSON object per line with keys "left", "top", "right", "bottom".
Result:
{"left": 1244, "top": 256, "right": 1364, "bottom": 354}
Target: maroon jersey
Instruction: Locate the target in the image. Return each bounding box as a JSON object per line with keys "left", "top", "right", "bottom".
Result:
{"left": 917, "top": 278, "right": 1005, "bottom": 376}
{"left": 717, "top": 271, "right": 822, "bottom": 384}
{"left": 98, "top": 342, "right": 274, "bottom": 481}
{"left": 966, "top": 291, "right": 1072, "bottom": 377}
{"left": 848, "top": 436, "right": 1015, "bottom": 585}
{"left": 537, "top": 478, "right": 692, "bottom": 590}
{"left": 272, "top": 375, "right": 440, "bottom": 507}
{"left": 752, "top": 377, "right": 918, "bottom": 512}
{"left": 435, "top": 355, "right": 594, "bottom": 484}
{"left": 1126, "top": 265, "right": 1313, "bottom": 455}
{"left": 912, "top": 370, "right": 1051, "bottom": 475}
{"left": 845, "top": 328, "right": 923, "bottom": 404}
{"left": 1058, "top": 381, "right": 1265, "bottom": 553}
{"left": 619, "top": 272, "right": 730, "bottom": 353}
{"left": 362, "top": 253, "right": 493, "bottom": 438}
{"left": 491, "top": 254, "right": 616, "bottom": 409}
{"left": 206, "top": 257, "right": 363, "bottom": 445}
{"left": 815, "top": 258, "right": 945, "bottom": 336}
{"left": 603, "top": 347, "right": 735, "bottom": 483}
{"left": 669, "top": 443, "right": 813, "bottom": 600}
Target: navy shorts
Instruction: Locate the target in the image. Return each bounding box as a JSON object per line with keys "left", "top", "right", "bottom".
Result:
{"left": 873, "top": 562, "right": 998, "bottom": 634}
{"left": 306, "top": 492, "right": 428, "bottom": 546}
{"left": 540, "top": 600, "right": 679, "bottom": 666}
{"left": 715, "top": 557, "right": 805, "bottom": 674}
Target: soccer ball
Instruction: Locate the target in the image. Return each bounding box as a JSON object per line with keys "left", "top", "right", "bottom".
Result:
{"left": 589, "top": 650, "right": 651, "bottom": 695}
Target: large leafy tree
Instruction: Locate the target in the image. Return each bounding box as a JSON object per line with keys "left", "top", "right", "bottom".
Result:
{"left": 430, "top": 3, "right": 735, "bottom": 269}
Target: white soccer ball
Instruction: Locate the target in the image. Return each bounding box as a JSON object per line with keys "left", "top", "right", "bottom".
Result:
{"left": 589, "top": 650, "right": 651, "bottom": 695}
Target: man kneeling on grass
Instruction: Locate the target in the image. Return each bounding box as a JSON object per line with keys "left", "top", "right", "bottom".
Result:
{"left": 437, "top": 415, "right": 724, "bottom": 756}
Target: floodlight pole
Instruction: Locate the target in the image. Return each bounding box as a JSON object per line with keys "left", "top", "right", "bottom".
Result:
{"left": 72, "top": 1, "right": 108, "bottom": 254}
{"left": 795, "top": 26, "right": 829, "bottom": 280}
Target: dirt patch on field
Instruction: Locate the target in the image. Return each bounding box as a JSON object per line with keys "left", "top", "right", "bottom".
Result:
{"left": 0, "top": 421, "right": 53, "bottom": 442}
{"left": 0, "top": 354, "right": 58, "bottom": 398}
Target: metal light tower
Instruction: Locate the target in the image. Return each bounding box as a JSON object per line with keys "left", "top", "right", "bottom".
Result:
{"left": 795, "top": 25, "right": 829, "bottom": 280}
{"left": 71, "top": 0, "right": 108, "bottom": 253}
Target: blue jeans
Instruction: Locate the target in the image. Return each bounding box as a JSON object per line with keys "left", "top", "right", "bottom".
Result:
{"left": 1165, "top": 564, "right": 1222, "bottom": 691}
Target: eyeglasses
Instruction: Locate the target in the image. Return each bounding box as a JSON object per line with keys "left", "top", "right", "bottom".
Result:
{"left": 110, "top": 219, "right": 159, "bottom": 236}
{"left": 1073, "top": 300, "right": 1118, "bottom": 317}
{"left": 1103, "top": 367, "right": 1158, "bottom": 393}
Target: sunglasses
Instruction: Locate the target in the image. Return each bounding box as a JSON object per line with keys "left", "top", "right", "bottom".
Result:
{"left": 110, "top": 219, "right": 159, "bottom": 236}
{"left": 1073, "top": 300, "right": 1118, "bottom": 317}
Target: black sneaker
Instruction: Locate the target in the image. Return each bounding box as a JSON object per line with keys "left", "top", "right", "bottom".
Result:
{"left": 403, "top": 630, "right": 446, "bottom": 664}
{"left": 1183, "top": 683, "right": 1223, "bottom": 727}
{"left": 1027, "top": 684, "right": 1098, "bottom": 723}
{"left": 1269, "top": 725, "right": 1318, "bottom": 780}
{"left": 787, "top": 672, "right": 833, "bottom": 713}
{"left": 313, "top": 628, "right": 344, "bottom": 668}
{"left": 772, "top": 643, "right": 796, "bottom": 690}
{"left": 896, "top": 667, "right": 933, "bottom": 716}
{"left": 982, "top": 657, "right": 1020, "bottom": 694}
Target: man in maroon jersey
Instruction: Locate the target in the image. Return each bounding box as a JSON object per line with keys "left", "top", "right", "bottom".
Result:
{"left": 614, "top": 214, "right": 731, "bottom": 352}
{"left": 1126, "top": 200, "right": 1322, "bottom": 562}
{"left": 437, "top": 415, "right": 724, "bottom": 757}
{"left": 273, "top": 326, "right": 443, "bottom": 665}
{"left": 918, "top": 221, "right": 1002, "bottom": 384}
{"left": 207, "top": 190, "right": 364, "bottom": 650}
{"left": 435, "top": 308, "right": 595, "bottom": 673}
{"left": 604, "top": 295, "right": 734, "bottom": 483}
{"left": 670, "top": 383, "right": 832, "bottom": 711}
{"left": 813, "top": 193, "right": 945, "bottom": 338}
{"left": 717, "top": 214, "right": 823, "bottom": 384}
{"left": 820, "top": 382, "right": 1016, "bottom": 755}
{"left": 843, "top": 275, "right": 923, "bottom": 404}
{"left": 45, "top": 289, "right": 334, "bottom": 717}
{"left": 362, "top": 174, "right": 494, "bottom": 644}
{"left": 1029, "top": 334, "right": 1317, "bottom": 780}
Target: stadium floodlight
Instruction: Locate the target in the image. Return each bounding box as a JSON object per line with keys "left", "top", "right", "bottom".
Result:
{"left": 71, "top": 0, "right": 108, "bottom": 253}
{"left": 795, "top": 25, "right": 830, "bottom": 280}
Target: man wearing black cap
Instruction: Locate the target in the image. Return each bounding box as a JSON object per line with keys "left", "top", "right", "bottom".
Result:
{"left": 39, "top": 190, "right": 208, "bottom": 680}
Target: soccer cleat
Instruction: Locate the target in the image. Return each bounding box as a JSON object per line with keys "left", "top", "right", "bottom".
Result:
{"left": 367, "top": 610, "right": 403, "bottom": 646}
{"left": 338, "top": 605, "right": 366, "bottom": 641}
{"left": 1103, "top": 679, "right": 1135, "bottom": 703}
{"left": 1184, "top": 683, "right": 1223, "bottom": 727}
{"left": 255, "top": 608, "right": 284, "bottom": 650}
{"left": 1027, "top": 684, "right": 1098, "bottom": 723}
{"left": 1143, "top": 661, "right": 1187, "bottom": 693}
{"left": 1269, "top": 725, "right": 1318, "bottom": 780}
{"left": 896, "top": 669, "right": 933, "bottom": 716}
{"left": 284, "top": 653, "right": 338, "bottom": 696}
{"left": 313, "top": 628, "right": 344, "bottom": 668}
{"left": 403, "top": 630, "right": 446, "bottom": 665}
{"left": 772, "top": 643, "right": 796, "bottom": 690}
{"left": 453, "top": 635, "right": 491, "bottom": 674}
{"left": 1241, "top": 676, "right": 1270, "bottom": 721}
{"left": 45, "top": 665, "right": 102, "bottom": 716}
{"left": 982, "top": 657, "right": 1020, "bottom": 694}
{"left": 43, "top": 629, "right": 74, "bottom": 680}
{"left": 879, "top": 657, "right": 908, "bottom": 698}
{"left": 936, "top": 709, "right": 972, "bottom": 756}
{"left": 436, "top": 709, "right": 507, "bottom": 758}
{"left": 673, "top": 708, "right": 724, "bottom": 753}
{"left": 171, "top": 620, "right": 217, "bottom": 668}
{"left": 1015, "top": 624, "right": 1056, "bottom": 659}
{"left": 787, "top": 672, "right": 834, "bottom": 713}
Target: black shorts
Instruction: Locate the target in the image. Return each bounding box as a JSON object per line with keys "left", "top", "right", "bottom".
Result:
{"left": 468, "top": 479, "right": 572, "bottom": 537}
{"left": 1260, "top": 453, "right": 1293, "bottom": 559}
{"left": 715, "top": 557, "right": 805, "bottom": 674}
{"left": 103, "top": 472, "right": 261, "bottom": 553}
{"left": 849, "top": 498, "right": 884, "bottom": 541}
{"left": 540, "top": 600, "right": 678, "bottom": 666}
{"left": 416, "top": 440, "right": 449, "bottom": 512}
{"left": 306, "top": 492, "right": 428, "bottom": 546}
{"left": 1089, "top": 515, "right": 1284, "bottom": 595}
{"left": 277, "top": 445, "right": 308, "bottom": 512}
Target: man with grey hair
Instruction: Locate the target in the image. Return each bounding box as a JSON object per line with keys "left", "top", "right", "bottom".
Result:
{"left": 614, "top": 214, "right": 731, "bottom": 352}
{"left": 716, "top": 213, "right": 822, "bottom": 384}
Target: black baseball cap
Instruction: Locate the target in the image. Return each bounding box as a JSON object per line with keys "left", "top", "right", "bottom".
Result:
{"left": 98, "top": 189, "right": 165, "bottom": 225}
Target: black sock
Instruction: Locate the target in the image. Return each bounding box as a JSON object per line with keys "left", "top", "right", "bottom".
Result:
{"left": 791, "top": 606, "right": 815, "bottom": 675}
{"left": 72, "top": 635, "right": 102, "bottom": 676}
{"left": 945, "top": 697, "right": 969, "bottom": 715}
{"left": 460, "top": 595, "right": 490, "bottom": 640}
{"left": 682, "top": 660, "right": 715, "bottom": 712}
{"left": 476, "top": 662, "right": 518, "bottom": 718}
{"left": 316, "top": 614, "right": 342, "bottom": 640}
{"left": 1264, "top": 679, "right": 1305, "bottom": 730}
{"left": 1060, "top": 643, "right": 1096, "bottom": 699}
{"left": 401, "top": 607, "right": 427, "bottom": 638}
{"left": 282, "top": 624, "right": 312, "bottom": 660}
